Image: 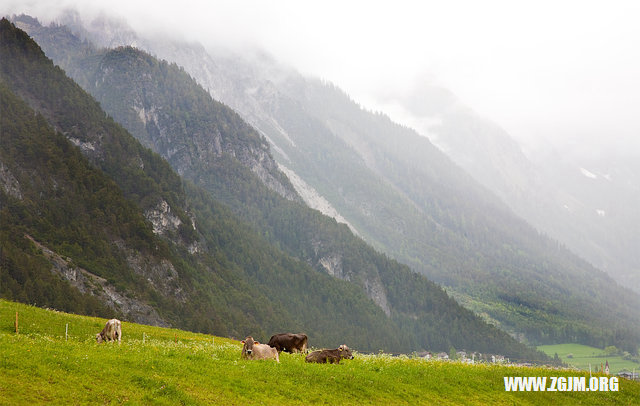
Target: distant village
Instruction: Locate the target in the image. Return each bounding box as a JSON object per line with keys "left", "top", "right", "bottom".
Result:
{"left": 413, "top": 350, "right": 640, "bottom": 380}
{"left": 415, "top": 350, "right": 507, "bottom": 364}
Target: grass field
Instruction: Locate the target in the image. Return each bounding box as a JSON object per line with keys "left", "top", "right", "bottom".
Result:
{"left": 2, "top": 299, "right": 640, "bottom": 405}
{"left": 538, "top": 343, "right": 640, "bottom": 375}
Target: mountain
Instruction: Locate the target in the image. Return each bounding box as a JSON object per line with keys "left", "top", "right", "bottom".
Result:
{"left": 531, "top": 150, "right": 640, "bottom": 291}
{"left": 0, "top": 18, "right": 548, "bottom": 358}
{"left": 243, "top": 71, "right": 640, "bottom": 351}
{"left": 21, "top": 12, "right": 640, "bottom": 352}
{"left": 376, "top": 83, "right": 640, "bottom": 294}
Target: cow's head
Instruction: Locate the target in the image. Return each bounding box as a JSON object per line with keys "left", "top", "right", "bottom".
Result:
{"left": 241, "top": 336, "right": 259, "bottom": 356}
{"left": 338, "top": 344, "right": 354, "bottom": 359}
{"left": 96, "top": 333, "right": 103, "bottom": 343}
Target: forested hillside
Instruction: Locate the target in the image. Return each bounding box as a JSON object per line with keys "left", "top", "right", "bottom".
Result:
{"left": 279, "top": 79, "right": 640, "bottom": 348}
{"left": 57, "top": 14, "right": 640, "bottom": 353}
{"left": 0, "top": 18, "right": 546, "bottom": 358}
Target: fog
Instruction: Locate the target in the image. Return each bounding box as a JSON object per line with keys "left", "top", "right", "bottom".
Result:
{"left": 4, "top": 0, "right": 640, "bottom": 160}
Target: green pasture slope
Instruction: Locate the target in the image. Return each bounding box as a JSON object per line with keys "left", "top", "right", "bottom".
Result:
{"left": 539, "top": 343, "right": 640, "bottom": 375}
{"left": 1, "top": 300, "right": 639, "bottom": 405}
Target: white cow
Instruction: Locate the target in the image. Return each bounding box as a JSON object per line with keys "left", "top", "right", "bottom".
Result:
{"left": 241, "top": 336, "right": 279, "bottom": 362}
{"left": 96, "top": 319, "right": 122, "bottom": 343}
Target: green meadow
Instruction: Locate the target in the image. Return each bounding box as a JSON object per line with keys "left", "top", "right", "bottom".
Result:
{"left": 2, "top": 299, "right": 639, "bottom": 405}
{"left": 538, "top": 343, "right": 640, "bottom": 375}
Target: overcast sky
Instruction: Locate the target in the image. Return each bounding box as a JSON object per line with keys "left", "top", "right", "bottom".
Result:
{"left": 4, "top": 0, "right": 640, "bottom": 159}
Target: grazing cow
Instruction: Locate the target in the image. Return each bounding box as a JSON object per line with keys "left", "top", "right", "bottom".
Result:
{"left": 96, "top": 319, "right": 121, "bottom": 343}
{"left": 241, "top": 336, "right": 279, "bottom": 362}
{"left": 305, "top": 344, "right": 354, "bottom": 364}
{"left": 267, "top": 333, "right": 308, "bottom": 353}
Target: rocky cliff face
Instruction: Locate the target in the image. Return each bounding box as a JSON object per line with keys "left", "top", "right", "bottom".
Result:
{"left": 0, "top": 161, "right": 22, "bottom": 200}
{"left": 238, "top": 143, "right": 299, "bottom": 201}
{"left": 145, "top": 199, "right": 199, "bottom": 254}
{"left": 309, "top": 236, "right": 391, "bottom": 316}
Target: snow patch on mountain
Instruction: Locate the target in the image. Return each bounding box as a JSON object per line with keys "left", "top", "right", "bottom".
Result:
{"left": 580, "top": 167, "right": 598, "bottom": 179}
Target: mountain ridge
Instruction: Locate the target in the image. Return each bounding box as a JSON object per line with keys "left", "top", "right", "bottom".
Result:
{"left": 46, "top": 13, "right": 640, "bottom": 352}
{"left": 376, "top": 72, "right": 640, "bottom": 295}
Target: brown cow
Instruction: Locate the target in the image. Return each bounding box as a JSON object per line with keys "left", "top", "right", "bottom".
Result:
{"left": 267, "top": 333, "right": 308, "bottom": 353}
{"left": 96, "top": 319, "right": 121, "bottom": 343}
{"left": 241, "top": 336, "right": 279, "bottom": 362}
{"left": 305, "top": 344, "right": 354, "bottom": 364}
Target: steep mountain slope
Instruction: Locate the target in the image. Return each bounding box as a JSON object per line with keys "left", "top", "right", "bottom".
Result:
{"left": 260, "top": 76, "right": 640, "bottom": 350}
{"left": 531, "top": 151, "right": 640, "bottom": 290}
{"left": 27, "top": 13, "right": 640, "bottom": 351}
{"left": 0, "top": 18, "right": 546, "bottom": 358}
{"left": 0, "top": 17, "right": 388, "bottom": 347}
{"left": 377, "top": 83, "right": 640, "bottom": 294}
{"left": 22, "top": 12, "right": 640, "bottom": 298}
{"left": 0, "top": 19, "right": 383, "bottom": 349}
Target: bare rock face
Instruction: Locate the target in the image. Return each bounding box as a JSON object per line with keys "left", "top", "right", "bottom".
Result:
{"left": 144, "top": 199, "right": 199, "bottom": 254}
{"left": 145, "top": 199, "right": 182, "bottom": 236}
{"left": 125, "top": 251, "right": 187, "bottom": 303}
{"left": 318, "top": 254, "right": 344, "bottom": 280}
{"left": 313, "top": 239, "right": 391, "bottom": 317}
{"left": 0, "top": 161, "right": 22, "bottom": 200}
{"left": 362, "top": 277, "right": 391, "bottom": 317}
{"left": 238, "top": 145, "right": 300, "bottom": 202}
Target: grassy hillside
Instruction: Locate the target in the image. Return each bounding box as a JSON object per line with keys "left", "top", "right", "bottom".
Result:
{"left": 2, "top": 300, "right": 639, "bottom": 405}
{"left": 539, "top": 343, "right": 640, "bottom": 375}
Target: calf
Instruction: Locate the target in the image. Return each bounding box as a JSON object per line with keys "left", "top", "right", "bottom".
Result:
{"left": 305, "top": 344, "right": 354, "bottom": 364}
{"left": 268, "top": 333, "right": 308, "bottom": 353}
{"left": 96, "top": 319, "right": 121, "bottom": 343}
{"left": 241, "top": 336, "right": 279, "bottom": 362}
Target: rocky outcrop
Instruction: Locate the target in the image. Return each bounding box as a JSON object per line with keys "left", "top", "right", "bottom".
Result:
{"left": 317, "top": 252, "right": 390, "bottom": 316}
{"left": 312, "top": 239, "right": 391, "bottom": 316}
{"left": 145, "top": 199, "right": 182, "bottom": 236}
{"left": 362, "top": 277, "right": 391, "bottom": 317}
{"left": 238, "top": 144, "right": 300, "bottom": 202}
{"left": 318, "top": 253, "right": 345, "bottom": 280}
{"left": 0, "top": 161, "right": 22, "bottom": 200}
{"left": 144, "top": 199, "right": 199, "bottom": 254}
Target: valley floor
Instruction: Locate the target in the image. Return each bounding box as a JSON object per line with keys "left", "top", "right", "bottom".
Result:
{"left": 539, "top": 343, "right": 640, "bottom": 376}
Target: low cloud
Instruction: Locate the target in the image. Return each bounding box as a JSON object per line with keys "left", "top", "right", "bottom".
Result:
{"left": 4, "top": 0, "right": 640, "bottom": 162}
